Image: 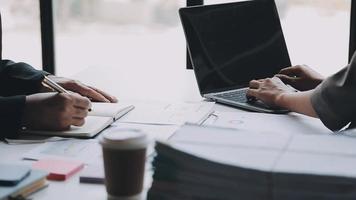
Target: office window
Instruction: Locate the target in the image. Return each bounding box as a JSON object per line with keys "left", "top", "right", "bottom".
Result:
{"left": 278, "top": 0, "right": 350, "bottom": 76}
{"left": 53, "top": 0, "right": 186, "bottom": 77}
{"left": 0, "top": 0, "right": 42, "bottom": 69}
{"left": 53, "top": 0, "right": 350, "bottom": 77}
{"left": 205, "top": 0, "right": 351, "bottom": 77}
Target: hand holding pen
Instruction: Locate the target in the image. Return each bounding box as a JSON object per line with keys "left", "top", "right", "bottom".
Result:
{"left": 42, "top": 76, "right": 92, "bottom": 111}
{"left": 21, "top": 76, "right": 92, "bottom": 131}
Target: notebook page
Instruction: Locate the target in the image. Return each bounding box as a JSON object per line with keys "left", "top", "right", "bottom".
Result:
{"left": 89, "top": 103, "right": 134, "bottom": 119}
{"left": 22, "top": 116, "right": 113, "bottom": 138}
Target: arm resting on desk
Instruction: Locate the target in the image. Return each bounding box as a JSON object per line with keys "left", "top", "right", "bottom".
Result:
{"left": 0, "top": 95, "right": 26, "bottom": 139}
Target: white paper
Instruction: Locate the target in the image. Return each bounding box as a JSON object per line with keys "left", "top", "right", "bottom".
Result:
{"left": 108, "top": 123, "right": 179, "bottom": 141}
{"left": 204, "top": 111, "right": 332, "bottom": 136}
{"left": 273, "top": 151, "right": 356, "bottom": 179}
{"left": 5, "top": 136, "right": 70, "bottom": 145}
{"left": 104, "top": 123, "right": 179, "bottom": 156}
{"left": 168, "top": 124, "right": 356, "bottom": 181}
{"left": 23, "top": 139, "right": 102, "bottom": 165}
{"left": 170, "top": 124, "right": 292, "bottom": 150}
{"left": 287, "top": 134, "right": 356, "bottom": 156}
{"left": 89, "top": 103, "right": 134, "bottom": 119}
{"left": 172, "top": 142, "right": 281, "bottom": 172}
{"left": 23, "top": 123, "right": 178, "bottom": 165}
{"left": 117, "top": 101, "right": 214, "bottom": 125}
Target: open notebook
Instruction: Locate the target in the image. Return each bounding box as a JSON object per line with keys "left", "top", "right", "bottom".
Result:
{"left": 21, "top": 103, "right": 134, "bottom": 138}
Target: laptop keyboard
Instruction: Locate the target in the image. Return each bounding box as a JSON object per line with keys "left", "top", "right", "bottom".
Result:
{"left": 215, "top": 89, "right": 248, "bottom": 103}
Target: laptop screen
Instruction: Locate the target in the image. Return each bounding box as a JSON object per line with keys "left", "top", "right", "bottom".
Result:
{"left": 179, "top": 0, "right": 291, "bottom": 95}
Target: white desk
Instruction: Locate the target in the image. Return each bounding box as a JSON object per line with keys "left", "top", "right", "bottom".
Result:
{"left": 0, "top": 63, "right": 242, "bottom": 199}
{"left": 0, "top": 63, "right": 328, "bottom": 199}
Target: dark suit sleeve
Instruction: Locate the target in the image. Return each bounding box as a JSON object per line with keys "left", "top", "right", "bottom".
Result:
{"left": 0, "top": 60, "right": 49, "bottom": 139}
{"left": 0, "top": 95, "right": 26, "bottom": 139}
{"left": 311, "top": 54, "right": 356, "bottom": 131}
{"left": 0, "top": 60, "right": 49, "bottom": 96}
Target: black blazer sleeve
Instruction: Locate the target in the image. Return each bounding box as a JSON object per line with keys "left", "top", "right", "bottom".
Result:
{"left": 0, "top": 95, "right": 26, "bottom": 139}
{"left": 0, "top": 60, "right": 49, "bottom": 96}
{"left": 0, "top": 61, "right": 50, "bottom": 139}
{"left": 311, "top": 53, "right": 356, "bottom": 131}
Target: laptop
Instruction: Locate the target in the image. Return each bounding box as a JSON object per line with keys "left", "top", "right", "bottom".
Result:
{"left": 179, "top": 0, "right": 291, "bottom": 114}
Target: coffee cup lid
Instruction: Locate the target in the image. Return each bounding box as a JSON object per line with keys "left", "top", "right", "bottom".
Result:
{"left": 99, "top": 129, "right": 148, "bottom": 150}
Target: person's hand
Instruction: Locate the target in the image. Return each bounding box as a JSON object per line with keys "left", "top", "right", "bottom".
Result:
{"left": 22, "top": 93, "right": 91, "bottom": 130}
{"left": 246, "top": 77, "right": 296, "bottom": 108}
{"left": 41, "top": 75, "right": 118, "bottom": 103}
{"left": 275, "top": 65, "right": 324, "bottom": 91}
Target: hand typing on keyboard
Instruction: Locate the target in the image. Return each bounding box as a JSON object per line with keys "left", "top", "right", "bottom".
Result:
{"left": 246, "top": 77, "right": 296, "bottom": 108}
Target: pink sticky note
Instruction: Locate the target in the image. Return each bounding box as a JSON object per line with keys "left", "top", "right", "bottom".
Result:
{"left": 33, "top": 159, "right": 84, "bottom": 181}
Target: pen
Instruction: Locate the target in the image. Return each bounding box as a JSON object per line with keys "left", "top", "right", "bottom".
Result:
{"left": 42, "top": 76, "right": 92, "bottom": 111}
{"left": 42, "top": 76, "right": 70, "bottom": 94}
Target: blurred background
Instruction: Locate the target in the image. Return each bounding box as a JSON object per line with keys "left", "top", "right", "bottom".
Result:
{"left": 0, "top": 0, "right": 351, "bottom": 77}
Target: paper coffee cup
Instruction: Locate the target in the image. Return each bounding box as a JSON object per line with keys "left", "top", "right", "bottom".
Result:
{"left": 100, "top": 129, "right": 148, "bottom": 200}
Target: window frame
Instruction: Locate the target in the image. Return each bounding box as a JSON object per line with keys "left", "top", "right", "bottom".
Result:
{"left": 40, "top": 0, "right": 55, "bottom": 74}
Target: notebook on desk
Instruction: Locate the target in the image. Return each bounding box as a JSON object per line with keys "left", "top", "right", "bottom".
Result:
{"left": 21, "top": 103, "right": 134, "bottom": 138}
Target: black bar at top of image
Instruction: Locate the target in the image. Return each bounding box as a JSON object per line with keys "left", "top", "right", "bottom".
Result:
{"left": 186, "top": 0, "right": 204, "bottom": 69}
{"left": 350, "top": 0, "right": 356, "bottom": 61}
{"left": 40, "top": 0, "right": 55, "bottom": 74}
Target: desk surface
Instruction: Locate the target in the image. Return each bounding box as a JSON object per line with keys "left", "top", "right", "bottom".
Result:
{"left": 0, "top": 63, "right": 244, "bottom": 199}
{"left": 0, "top": 61, "right": 330, "bottom": 199}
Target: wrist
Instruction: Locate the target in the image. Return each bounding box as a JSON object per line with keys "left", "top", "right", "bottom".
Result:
{"left": 274, "top": 92, "right": 288, "bottom": 108}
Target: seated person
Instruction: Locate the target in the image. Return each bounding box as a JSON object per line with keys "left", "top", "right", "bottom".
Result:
{"left": 0, "top": 14, "right": 117, "bottom": 139}
{"left": 247, "top": 53, "right": 356, "bottom": 131}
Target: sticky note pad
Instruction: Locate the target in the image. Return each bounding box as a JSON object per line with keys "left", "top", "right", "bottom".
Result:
{"left": 0, "top": 165, "right": 31, "bottom": 186}
{"left": 33, "top": 159, "right": 84, "bottom": 181}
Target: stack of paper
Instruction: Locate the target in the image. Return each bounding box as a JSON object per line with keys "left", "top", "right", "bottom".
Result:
{"left": 148, "top": 125, "right": 356, "bottom": 200}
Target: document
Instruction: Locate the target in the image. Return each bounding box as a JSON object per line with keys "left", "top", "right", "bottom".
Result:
{"left": 103, "top": 123, "right": 179, "bottom": 156}
{"left": 169, "top": 124, "right": 356, "bottom": 177}
{"left": 109, "top": 122, "right": 179, "bottom": 141}
{"left": 170, "top": 124, "right": 292, "bottom": 151}
{"left": 5, "top": 136, "right": 70, "bottom": 145}
{"left": 118, "top": 101, "right": 214, "bottom": 125}
{"left": 203, "top": 111, "right": 332, "bottom": 136}
{"left": 23, "top": 123, "right": 179, "bottom": 165}
{"left": 23, "top": 139, "right": 102, "bottom": 165}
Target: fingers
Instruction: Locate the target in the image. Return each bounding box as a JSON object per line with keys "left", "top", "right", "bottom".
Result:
{"left": 246, "top": 88, "right": 259, "bottom": 99}
{"left": 72, "top": 93, "right": 91, "bottom": 110}
{"left": 275, "top": 74, "right": 295, "bottom": 84}
{"left": 77, "top": 84, "right": 110, "bottom": 103}
{"left": 89, "top": 86, "right": 118, "bottom": 103}
{"left": 249, "top": 80, "right": 261, "bottom": 89}
{"left": 55, "top": 77, "right": 118, "bottom": 103}
{"left": 73, "top": 107, "right": 89, "bottom": 118}
{"left": 61, "top": 93, "right": 89, "bottom": 127}
{"left": 63, "top": 80, "right": 113, "bottom": 103}
{"left": 71, "top": 117, "right": 86, "bottom": 127}
{"left": 279, "top": 66, "right": 302, "bottom": 76}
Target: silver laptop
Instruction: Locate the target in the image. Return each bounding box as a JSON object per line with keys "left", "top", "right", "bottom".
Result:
{"left": 179, "top": 0, "right": 291, "bottom": 114}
